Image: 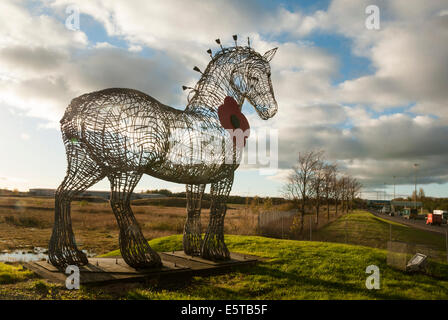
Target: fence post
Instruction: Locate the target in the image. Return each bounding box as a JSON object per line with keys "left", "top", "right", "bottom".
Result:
{"left": 345, "top": 220, "right": 347, "bottom": 243}
{"left": 281, "top": 216, "right": 284, "bottom": 239}
{"left": 389, "top": 224, "right": 392, "bottom": 241}
{"left": 446, "top": 230, "right": 448, "bottom": 264}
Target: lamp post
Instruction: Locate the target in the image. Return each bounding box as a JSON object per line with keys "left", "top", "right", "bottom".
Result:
{"left": 393, "top": 176, "right": 396, "bottom": 201}
{"left": 413, "top": 163, "right": 419, "bottom": 209}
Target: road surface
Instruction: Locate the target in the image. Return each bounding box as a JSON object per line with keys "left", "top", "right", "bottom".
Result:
{"left": 369, "top": 210, "right": 448, "bottom": 235}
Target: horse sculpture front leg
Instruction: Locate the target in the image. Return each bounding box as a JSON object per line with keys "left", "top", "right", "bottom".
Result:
{"left": 201, "top": 174, "right": 234, "bottom": 260}
{"left": 183, "top": 184, "right": 206, "bottom": 256}
{"left": 108, "top": 171, "right": 162, "bottom": 269}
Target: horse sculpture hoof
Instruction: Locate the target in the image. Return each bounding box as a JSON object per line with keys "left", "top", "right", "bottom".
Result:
{"left": 127, "top": 258, "right": 163, "bottom": 270}
{"left": 183, "top": 246, "right": 201, "bottom": 257}
{"left": 201, "top": 249, "right": 231, "bottom": 261}
{"left": 201, "top": 239, "right": 231, "bottom": 261}
{"left": 48, "top": 247, "right": 89, "bottom": 269}
{"left": 183, "top": 234, "right": 203, "bottom": 257}
{"left": 122, "top": 247, "right": 163, "bottom": 269}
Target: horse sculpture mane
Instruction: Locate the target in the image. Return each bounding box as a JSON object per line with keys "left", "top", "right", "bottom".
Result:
{"left": 49, "top": 37, "right": 278, "bottom": 269}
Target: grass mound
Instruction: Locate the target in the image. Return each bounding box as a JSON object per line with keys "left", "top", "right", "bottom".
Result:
{"left": 315, "top": 211, "right": 446, "bottom": 253}
{"left": 103, "top": 233, "right": 448, "bottom": 299}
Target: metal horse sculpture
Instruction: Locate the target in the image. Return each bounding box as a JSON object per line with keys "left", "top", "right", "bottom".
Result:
{"left": 49, "top": 37, "right": 278, "bottom": 269}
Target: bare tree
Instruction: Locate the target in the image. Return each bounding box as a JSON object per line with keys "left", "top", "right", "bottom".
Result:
{"left": 332, "top": 176, "right": 342, "bottom": 216}
{"left": 339, "top": 175, "right": 350, "bottom": 214}
{"left": 283, "top": 150, "right": 324, "bottom": 233}
{"left": 284, "top": 149, "right": 362, "bottom": 229}
{"left": 348, "top": 177, "right": 362, "bottom": 211}
{"left": 418, "top": 187, "right": 425, "bottom": 201}
{"left": 322, "top": 163, "right": 337, "bottom": 221}
{"left": 310, "top": 156, "right": 325, "bottom": 225}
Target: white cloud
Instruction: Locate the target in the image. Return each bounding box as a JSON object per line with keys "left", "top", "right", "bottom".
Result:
{"left": 20, "top": 133, "right": 30, "bottom": 140}
{"left": 128, "top": 44, "right": 142, "bottom": 53}
{"left": 0, "top": 0, "right": 87, "bottom": 49}
{"left": 94, "top": 42, "right": 115, "bottom": 49}
{"left": 301, "top": 0, "right": 448, "bottom": 121}
{"left": 0, "top": 174, "right": 29, "bottom": 190}
{"left": 1, "top": 0, "right": 448, "bottom": 191}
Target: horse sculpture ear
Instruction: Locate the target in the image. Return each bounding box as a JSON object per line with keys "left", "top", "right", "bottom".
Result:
{"left": 263, "top": 47, "right": 278, "bottom": 62}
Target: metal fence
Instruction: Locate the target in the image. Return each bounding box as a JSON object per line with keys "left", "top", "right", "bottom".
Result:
{"left": 257, "top": 210, "right": 298, "bottom": 239}
{"left": 256, "top": 208, "right": 448, "bottom": 266}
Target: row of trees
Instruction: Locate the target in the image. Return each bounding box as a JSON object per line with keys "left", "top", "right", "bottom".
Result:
{"left": 283, "top": 150, "right": 362, "bottom": 233}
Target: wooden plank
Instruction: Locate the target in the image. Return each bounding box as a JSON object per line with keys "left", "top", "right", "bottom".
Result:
{"left": 23, "top": 251, "right": 261, "bottom": 286}
{"left": 34, "top": 258, "right": 188, "bottom": 274}
{"left": 162, "top": 251, "right": 258, "bottom": 266}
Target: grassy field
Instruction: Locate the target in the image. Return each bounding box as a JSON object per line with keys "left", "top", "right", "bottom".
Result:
{"left": 2, "top": 232, "right": 448, "bottom": 299}
{"left": 0, "top": 263, "right": 34, "bottom": 285}
{"left": 0, "top": 195, "right": 338, "bottom": 254}
{"left": 0, "top": 196, "right": 256, "bottom": 254}
{"left": 1, "top": 208, "right": 448, "bottom": 299}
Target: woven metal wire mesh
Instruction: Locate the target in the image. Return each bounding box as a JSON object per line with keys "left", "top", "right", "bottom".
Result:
{"left": 49, "top": 39, "right": 278, "bottom": 269}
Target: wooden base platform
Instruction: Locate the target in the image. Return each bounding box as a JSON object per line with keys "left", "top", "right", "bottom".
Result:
{"left": 23, "top": 251, "right": 261, "bottom": 286}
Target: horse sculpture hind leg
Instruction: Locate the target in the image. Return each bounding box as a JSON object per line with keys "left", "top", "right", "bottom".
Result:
{"left": 201, "top": 174, "right": 234, "bottom": 260}
{"left": 108, "top": 171, "right": 162, "bottom": 269}
{"left": 49, "top": 141, "right": 105, "bottom": 269}
{"left": 183, "top": 184, "right": 206, "bottom": 256}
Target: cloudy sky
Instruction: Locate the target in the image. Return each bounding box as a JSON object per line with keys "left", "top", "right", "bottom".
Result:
{"left": 0, "top": 0, "right": 447, "bottom": 198}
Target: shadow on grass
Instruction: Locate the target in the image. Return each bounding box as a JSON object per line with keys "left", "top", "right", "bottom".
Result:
{"left": 238, "top": 263, "right": 409, "bottom": 300}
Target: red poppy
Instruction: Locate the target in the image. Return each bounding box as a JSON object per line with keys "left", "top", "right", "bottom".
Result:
{"left": 218, "top": 96, "right": 250, "bottom": 147}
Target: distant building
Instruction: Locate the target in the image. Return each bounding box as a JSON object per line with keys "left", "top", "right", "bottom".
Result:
{"left": 28, "top": 188, "right": 164, "bottom": 200}
{"left": 390, "top": 200, "right": 423, "bottom": 214}
{"left": 390, "top": 201, "right": 422, "bottom": 208}
{"left": 29, "top": 188, "right": 55, "bottom": 197}
{"left": 367, "top": 200, "right": 391, "bottom": 207}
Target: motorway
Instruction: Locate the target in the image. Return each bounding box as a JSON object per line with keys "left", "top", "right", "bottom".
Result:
{"left": 369, "top": 209, "right": 448, "bottom": 235}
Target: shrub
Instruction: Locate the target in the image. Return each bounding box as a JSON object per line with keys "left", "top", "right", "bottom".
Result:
{"left": 0, "top": 263, "right": 34, "bottom": 284}
{"left": 146, "top": 221, "right": 184, "bottom": 233}
{"left": 33, "top": 280, "right": 50, "bottom": 295}
{"left": 4, "top": 215, "right": 50, "bottom": 228}
{"left": 79, "top": 200, "right": 89, "bottom": 207}
{"left": 132, "top": 197, "right": 211, "bottom": 208}
{"left": 263, "top": 197, "right": 273, "bottom": 210}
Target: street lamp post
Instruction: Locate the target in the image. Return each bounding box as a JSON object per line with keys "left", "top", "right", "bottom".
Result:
{"left": 393, "top": 176, "right": 396, "bottom": 201}
{"left": 413, "top": 163, "right": 419, "bottom": 209}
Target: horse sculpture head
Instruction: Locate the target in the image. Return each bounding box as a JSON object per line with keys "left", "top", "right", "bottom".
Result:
{"left": 228, "top": 46, "right": 278, "bottom": 120}
{"left": 188, "top": 40, "right": 278, "bottom": 122}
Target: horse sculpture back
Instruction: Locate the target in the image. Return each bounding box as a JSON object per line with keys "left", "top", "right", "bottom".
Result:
{"left": 49, "top": 40, "right": 278, "bottom": 269}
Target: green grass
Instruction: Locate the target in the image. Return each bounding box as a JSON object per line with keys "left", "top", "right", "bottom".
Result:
{"left": 102, "top": 235, "right": 184, "bottom": 257}
{"left": 0, "top": 263, "right": 34, "bottom": 284}
{"left": 103, "top": 231, "right": 448, "bottom": 299}
{"left": 4, "top": 210, "right": 446, "bottom": 299}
